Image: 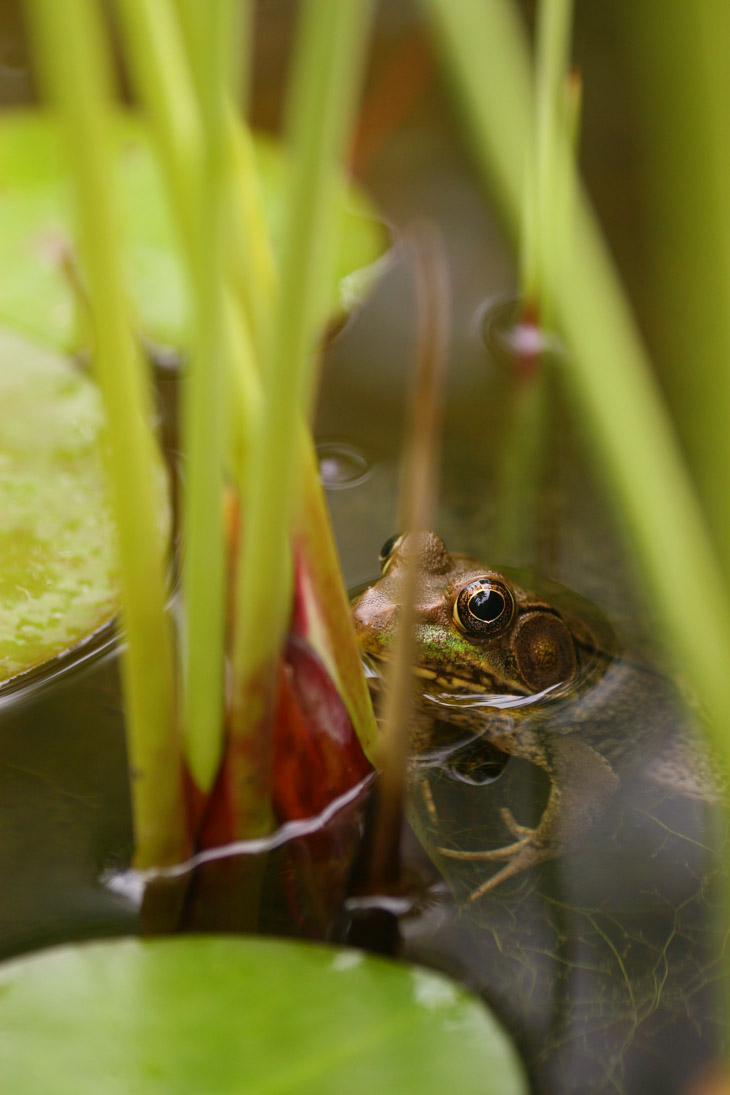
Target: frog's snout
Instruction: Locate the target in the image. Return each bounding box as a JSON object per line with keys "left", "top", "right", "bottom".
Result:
{"left": 351, "top": 587, "right": 394, "bottom": 651}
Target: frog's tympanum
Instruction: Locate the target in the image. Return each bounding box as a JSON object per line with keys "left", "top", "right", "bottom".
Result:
{"left": 351, "top": 530, "right": 688, "bottom": 899}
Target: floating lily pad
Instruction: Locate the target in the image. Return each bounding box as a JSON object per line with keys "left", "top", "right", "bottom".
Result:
{"left": 0, "top": 330, "right": 123, "bottom": 684}
{"left": 0, "top": 110, "right": 388, "bottom": 352}
{"left": 0, "top": 936, "right": 527, "bottom": 1095}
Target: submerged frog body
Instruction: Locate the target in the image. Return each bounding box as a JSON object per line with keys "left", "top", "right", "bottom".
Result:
{"left": 351, "top": 531, "right": 701, "bottom": 898}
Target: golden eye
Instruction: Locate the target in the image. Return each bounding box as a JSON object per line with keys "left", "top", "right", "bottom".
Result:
{"left": 378, "top": 533, "right": 403, "bottom": 573}
{"left": 454, "top": 578, "right": 514, "bottom": 636}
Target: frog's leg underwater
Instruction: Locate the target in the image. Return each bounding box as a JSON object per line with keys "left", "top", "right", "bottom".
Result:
{"left": 439, "top": 734, "right": 619, "bottom": 900}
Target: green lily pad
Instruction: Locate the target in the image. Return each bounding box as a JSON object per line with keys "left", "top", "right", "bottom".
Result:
{"left": 0, "top": 329, "right": 122, "bottom": 684}
{"left": 0, "top": 110, "right": 388, "bottom": 352}
{"left": 0, "top": 937, "right": 526, "bottom": 1094}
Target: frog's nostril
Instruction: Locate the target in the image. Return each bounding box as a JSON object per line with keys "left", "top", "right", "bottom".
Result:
{"left": 351, "top": 595, "right": 397, "bottom": 643}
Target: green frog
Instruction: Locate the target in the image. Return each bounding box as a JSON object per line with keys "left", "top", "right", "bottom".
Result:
{"left": 351, "top": 530, "right": 701, "bottom": 899}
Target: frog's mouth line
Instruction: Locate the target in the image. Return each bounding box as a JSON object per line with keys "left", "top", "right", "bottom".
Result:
{"left": 359, "top": 650, "right": 531, "bottom": 701}
{"left": 360, "top": 650, "right": 573, "bottom": 713}
{"left": 412, "top": 665, "right": 528, "bottom": 697}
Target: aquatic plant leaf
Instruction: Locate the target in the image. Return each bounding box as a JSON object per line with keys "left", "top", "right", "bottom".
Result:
{"left": 0, "top": 110, "right": 387, "bottom": 352}
{"left": 294, "top": 457, "right": 380, "bottom": 764}
{"left": 0, "top": 937, "right": 527, "bottom": 1095}
{"left": 0, "top": 330, "right": 121, "bottom": 683}
{"left": 269, "top": 636, "right": 373, "bottom": 934}
{"left": 272, "top": 636, "right": 372, "bottom": 822}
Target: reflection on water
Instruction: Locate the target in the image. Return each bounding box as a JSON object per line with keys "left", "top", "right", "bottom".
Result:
{"left": 311, "top": 95, "right": 728, "bottom": 1081}
{"left": 1, "top": 467, "right": 726, "bottom": 1095}
{"left": 1, "top": 1, "right": 722, "bottom": 1091}
{"left": 0, "top": 262, "right": 723, "bottom": 1095}
{"left": 0, "top": 619, "right": 118, "bottom": 711}
{"left": 316, "top": 440, "right": 373, "bottom": 490}
{"left": 352, "top": 544, "right": 727, "bottom": 1093}
{"left": 479, "top": 294, "right": 564, "bottom": 366}
{"left": 0, "top": 636, "right": 135, "bottom": 959}
{"left": 104, "top": 774, "right": 376, "bottom": 939}
{"left": 394, "top": 635, "right": 727, "bottom": 1095}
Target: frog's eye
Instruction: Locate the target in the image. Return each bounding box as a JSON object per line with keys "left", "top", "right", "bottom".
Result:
{"left": 379, "top": 533, "right": 403, "bottom": 573}
{"left": 454, "top": 578, "right": 514, "bottom": 636}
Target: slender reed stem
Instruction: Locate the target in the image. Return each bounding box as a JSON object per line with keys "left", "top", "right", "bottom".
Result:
{"left": 118, "top": 0, "right": 379, "bottom": 814}
{"left": 555, "top": 68, "right": 581, "bottom": 298}
{"left": 116, "top": 0, "right": 271, "bottom": 363}
{"left": 233, "top": 0, "right": 254, "bottom": 117}
{"left": 370, "top": 225, "right": 450, "bottom": 883}
{"left": 426, "top": 0, "right": 730, "bottom": 773}
{"left": 117, "top": 0, "right": 254, "bottom": 793}
{"left": 224, "top": 111, "right": 277, "bottom": 357}
{"left": 500, "top": 0, "right": 576, "bottom": 565}
{"left": 25, "top": 0, "right": 185, "bottom": 868}
{"left": 428, "top": 0, "right": 730, "bottom": 1039}
{"left": 115, "top": 0, "right": 201, "bottom": 270}
{"left": 533, "top": 0, "right": 574, "bottom": 326}
{"left": 118, "top": 0, "right": 244, "bottom": 793}
{"left": 176, "top": 6, "right": 265, "bottom": 348}
{"left": 631, "top": 2, "right": 730, "bottom": 588}
{"left": 229, "top": 0, "right": 374, "bottom": 836}
{"left": 176, "top": 2, "right": 239, "bottom": 795}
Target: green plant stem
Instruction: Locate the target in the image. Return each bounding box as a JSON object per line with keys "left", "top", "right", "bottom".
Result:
{"left": 225, "top": 110, "right": 277, "bottom": 357}
{"left": 115, "top": 0, "right": 201, "bottom": 270}
{"left": 115, "top": 2, "right": 251, "bottom": 352}
{"left": 426, "top": 0, "right": 730, "bottom": 768}
{"left": 176, "top": 0, "right": 239, "bottom": 110}
{"left": 117, "top": 0, "right": 378, "bottom": 818}
{"left": 555, "top": 68, "right": 581, "bottom": 298}
{"left": 428, "top": 0, "right": 730, "bottom": 1036}
{"left": 235, "top": 0, "right": 254, "bottom": 118}
{"left": 232, "top": 0, "right": 374, "bottom": 665}
{"left": 506, "top": 0, "right": 575, "bottom": 565}
{"left": 630, "top": 2, "right": 730, "bottom": 588}
{"left": 492, "top": 366, "right": 550, "bottom": 566}
{"left": 533, "top": 0, "right": 574, "bottom": 326}
{"left": 117, "top": 0, "right": 250, "bottom": 793}
{"left": 25, "top": 0, "right": 186, "bottom": 868}
{"left": 176, "top": 3, "right": 238, "bottom": 795}
{"left": 372, "top": 226, "right": 450, "bottom": 880}
{"left": 229, "top": 0, "right": 374, "bottom": 835}
{"left": 117, "top": 0, "right": 273, "bottom": 362}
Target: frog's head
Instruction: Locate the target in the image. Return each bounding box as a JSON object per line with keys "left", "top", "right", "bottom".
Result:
{"left": 351, "top": 531, "right": 582, "bottom": 699}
